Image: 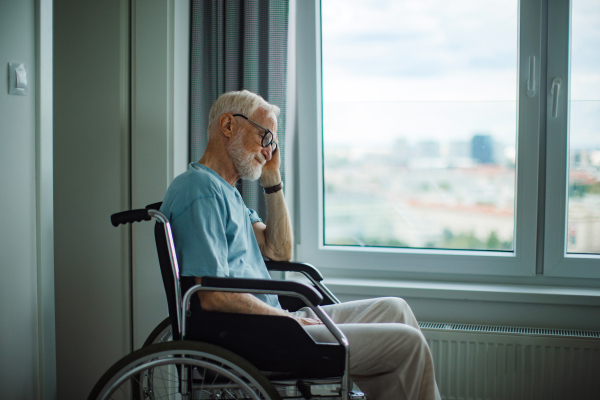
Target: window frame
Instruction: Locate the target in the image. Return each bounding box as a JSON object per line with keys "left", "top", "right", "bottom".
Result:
{"left": 295, "top": 0, "right": 600, "bottom": 280}
{"left": 543, "top": 0, "right": 600, "bottom": 278}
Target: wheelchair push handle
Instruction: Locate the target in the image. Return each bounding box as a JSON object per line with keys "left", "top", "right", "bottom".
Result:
{"left": 110, "top": 209, "right": 152, "bottom": 227}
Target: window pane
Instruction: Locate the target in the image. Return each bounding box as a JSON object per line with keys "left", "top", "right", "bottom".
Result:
{"left": 322, "top": 0, "right": 518, "bottom": 250}
{"left": 567, "top": 0, "right": 600, "bottom": 254}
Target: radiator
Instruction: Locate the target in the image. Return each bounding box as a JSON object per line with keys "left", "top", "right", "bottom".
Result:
{"left": 420, "top": 322, "right": 600, "bottom": 400}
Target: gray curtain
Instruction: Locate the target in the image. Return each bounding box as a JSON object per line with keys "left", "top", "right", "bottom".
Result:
{"left": 190, "top": 0, "right": 290, "bottom": 220}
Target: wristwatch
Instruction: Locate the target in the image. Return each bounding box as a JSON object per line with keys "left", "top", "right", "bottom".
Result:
{"left": 262, "top": 181, "right": 283, "bottom": 194}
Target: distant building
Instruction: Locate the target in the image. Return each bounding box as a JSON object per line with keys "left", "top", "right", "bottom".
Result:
{"left": 449, "top": 141, "right": 471, "bottom": 158}
{"left": 416, "top": 140, "right": 440, "bottom": 158}
{"left": 472, "top": 134, "right": 494, "bottom": 164}
{"left": 391, "top": 138, "right": 410, "bottom": 165}
{"left": 447, "top": 141, "right": 475, "bottom": 168}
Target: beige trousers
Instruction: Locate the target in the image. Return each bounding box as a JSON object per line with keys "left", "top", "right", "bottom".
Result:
{"left": 293, "top": 297, "right": 441, "bottom": 400}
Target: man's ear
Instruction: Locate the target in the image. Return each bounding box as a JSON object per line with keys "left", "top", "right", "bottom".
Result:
{"left": 219, "top": 113, "right": 235, "bottom": 139}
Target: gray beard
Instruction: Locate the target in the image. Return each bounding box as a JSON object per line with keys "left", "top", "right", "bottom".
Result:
{"left": 228, "top": 135, "right": 263, "bottom": 181}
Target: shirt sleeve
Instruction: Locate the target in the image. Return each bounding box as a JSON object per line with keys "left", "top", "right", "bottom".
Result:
{"left": 247, "top": 208, "right": 263, "bottom": 224}
{"left": 171, "top": 195, "right": 229, "bottom": 278}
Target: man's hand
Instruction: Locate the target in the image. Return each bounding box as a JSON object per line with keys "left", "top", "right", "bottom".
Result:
{"left": 284, "top": 310, "right": 323, "bottom": 326}
{"left": 253, "top": 139, "right": 293, "bottom": 261}
{"left": 295, "top": 316, "right": 324, "bottom": 326}
{"left": 259, "top": 145, "right": 280, "bottom": 188}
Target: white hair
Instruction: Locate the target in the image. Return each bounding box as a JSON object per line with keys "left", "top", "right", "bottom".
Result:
{"left": 208, "top": 90, "right": 280, "bottom": 136}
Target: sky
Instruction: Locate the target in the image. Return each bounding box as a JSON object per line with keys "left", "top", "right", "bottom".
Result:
{"left": 321, "top": 0, "right": 600, "bottom": 150}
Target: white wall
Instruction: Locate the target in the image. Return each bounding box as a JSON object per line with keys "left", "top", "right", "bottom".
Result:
{"left": 0, "top": 0, "right": 55, "bottom": 399}
{"left": 0, "top": 1, "right": 38, "bottom": 398}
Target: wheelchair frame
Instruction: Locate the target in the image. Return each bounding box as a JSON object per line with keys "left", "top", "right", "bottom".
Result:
{"left": 93, "top": 206, "right": 366, "bottom": 400}
{"left": 150, "top": 208, "right": 353, "bottom": 399}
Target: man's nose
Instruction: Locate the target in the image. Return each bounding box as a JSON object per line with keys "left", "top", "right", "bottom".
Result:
{"left": 261, "top": 146, "right": 273, "bottom": 162}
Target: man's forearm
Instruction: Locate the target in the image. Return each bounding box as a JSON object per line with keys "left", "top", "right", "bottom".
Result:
{"left": 200, "top": 290, "right": 287, "bottom": 316}
{"left": 199, "top": 290, "right": 322, "bottom": 326}
{"left": 263, "top": 187, "right": 293, "bottom": 260}
{"left": 258, "top": 168, "right": 293, "bottom": 260}
{"left": 196, "top": 276, "right": 284, "bottom": 315}
{"left": 195, "top": 278, "right": 322, "bottom": 326}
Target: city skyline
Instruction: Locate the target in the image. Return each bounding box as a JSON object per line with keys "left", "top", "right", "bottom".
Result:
{"left": 320, "top": 0, "right": 599, "bottom": 254}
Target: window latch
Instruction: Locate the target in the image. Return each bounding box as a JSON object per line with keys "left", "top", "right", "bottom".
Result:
{"left": 527, "top": 56, "right": 535, "bottom": 97}
{"left": 551, "top": 78, "right": 562, "bottom": 118}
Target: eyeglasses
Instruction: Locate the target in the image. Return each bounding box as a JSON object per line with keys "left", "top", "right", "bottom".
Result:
{"left": 232, "top": 114, "right": 278, "bottom": 153}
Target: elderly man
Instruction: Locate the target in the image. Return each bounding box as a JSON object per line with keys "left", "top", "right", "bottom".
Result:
{"left": 160, "top": 90, "right": 440, "bottom": 400}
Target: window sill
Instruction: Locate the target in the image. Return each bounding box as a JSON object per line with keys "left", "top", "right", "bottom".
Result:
{"left": 321, "top": 278, "right": 600, "bottom": 307}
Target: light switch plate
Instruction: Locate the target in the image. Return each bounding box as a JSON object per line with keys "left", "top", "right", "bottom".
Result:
{"left": 8, "top": 63, "right": 28, "bottom": 96}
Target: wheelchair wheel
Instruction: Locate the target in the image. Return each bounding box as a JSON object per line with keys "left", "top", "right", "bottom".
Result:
{"left": 88, "top": 340, "right": 282, "bottom": 400}
{"left": 142, "top": 317, "right": 172, "bottom": 347}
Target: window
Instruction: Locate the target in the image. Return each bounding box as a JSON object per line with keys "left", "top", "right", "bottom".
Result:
{"left": 296, "top": 0, "right": 599, "bottom": 279}
{"left": 544, "top": 0, "right": 600, "bottom": 278}
{"left": 563, "top": 0, "right": 600, "bottom": 256}
{"left": 321, "top": 0, "right": 518, "bottom": 252}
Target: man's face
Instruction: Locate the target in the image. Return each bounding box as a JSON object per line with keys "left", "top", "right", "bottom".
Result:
{"left": 228, "top": 109, "right": 277, "bottom": 181}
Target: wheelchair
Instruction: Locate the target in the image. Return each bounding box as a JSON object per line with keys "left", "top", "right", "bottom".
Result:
{"left": 88, "top": 203, "right": 366, "bottom": 400}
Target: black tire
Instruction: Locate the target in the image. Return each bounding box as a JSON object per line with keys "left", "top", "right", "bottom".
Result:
{"left": 88, "top": 340, "right": 282, "bottom": 400}
{"left": 142, "top": 317, "right": 172, "bottom": 347}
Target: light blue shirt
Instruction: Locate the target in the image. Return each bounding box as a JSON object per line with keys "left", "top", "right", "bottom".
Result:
{"left": 160, "top": 163, "right": 281, "bottom": 308}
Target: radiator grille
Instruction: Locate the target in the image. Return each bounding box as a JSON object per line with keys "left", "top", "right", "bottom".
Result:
{"left": 419, "top": 321, "right": 600, "bottom": 338}
{"left": 420, "top": 322, "right": 600, "bottom": 400}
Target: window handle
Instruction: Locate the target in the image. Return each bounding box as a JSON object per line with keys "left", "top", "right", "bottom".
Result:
{"left": 527, "top": 56, "right": 535, "bottom": 97}
{"left": 551, "top": 78, "right": 562, "bottom": 118}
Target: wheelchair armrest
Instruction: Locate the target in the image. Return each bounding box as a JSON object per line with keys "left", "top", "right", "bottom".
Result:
{"left": 265, "top": 261, "right": 324, "bottom": 282}
{"left": 200, "top": 276, "right": 324, "bottom": 306}
{"left": 182, "top": 277, "right": 350, "bottom": 377}
{"left": 145, "top": 202, "right": 163, "bottom": 210}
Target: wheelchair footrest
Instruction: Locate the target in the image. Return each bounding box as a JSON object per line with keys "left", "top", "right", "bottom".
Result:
{"left": 296, "top": 380, "right": 313, "bottom": 399}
